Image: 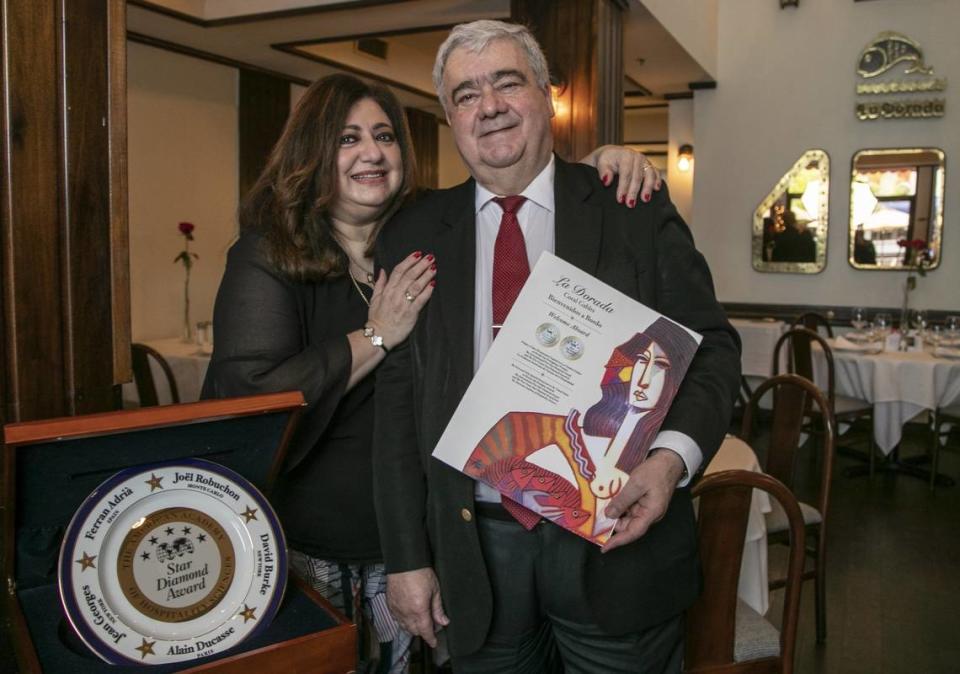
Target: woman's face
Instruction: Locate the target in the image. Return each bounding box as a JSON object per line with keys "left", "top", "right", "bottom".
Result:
{"left": 629, "top": 340, "right": 670, "bottom": 410}
{"left": 330, "top": 98, "right": 403, "bottom": 225}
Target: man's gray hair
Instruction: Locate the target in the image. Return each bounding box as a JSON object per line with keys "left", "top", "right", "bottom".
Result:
{"left": 432, "top": 20, "right": 550, "bottom": 110}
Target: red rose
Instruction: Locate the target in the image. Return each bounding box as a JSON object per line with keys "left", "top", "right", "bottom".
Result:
{"left": 178, "top": 222, "right": 195, "bottom": 235}
{"left": 897, "top": 239, "right": 908, "bottom": 248}
{"left": 910, "top": 239, "right": 926, "bottom": 250}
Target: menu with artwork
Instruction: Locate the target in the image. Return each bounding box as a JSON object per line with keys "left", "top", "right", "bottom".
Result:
{"left": 432, "top": 252, "right": 702, "bottom": 546}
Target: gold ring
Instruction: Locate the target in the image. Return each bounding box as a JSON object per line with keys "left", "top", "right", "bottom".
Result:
{"left": 404, "top": 290, "right": 416, "bottom": 302}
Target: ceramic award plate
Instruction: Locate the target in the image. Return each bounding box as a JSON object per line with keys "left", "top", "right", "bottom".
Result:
{"left": 58, "top": 459, "right": 287, "bottom": 664}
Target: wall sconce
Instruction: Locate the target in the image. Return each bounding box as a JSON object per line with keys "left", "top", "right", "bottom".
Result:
{"left": 550, "top": 76, "right": 569, "bottom": 120}
{"left": 779, "top": 0, "right": 799, "bottom": 8}
{"left": 677, "top": 144, "right": 694, "bottom": 172}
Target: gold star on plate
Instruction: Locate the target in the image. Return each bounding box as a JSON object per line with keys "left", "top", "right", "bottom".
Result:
{"left": 239, "top": 604, "right": 257, "bottom": 623}
{"left": 75, "top": 551, "right": 97, "bottom": 571}
{"left": 241, "top": 506, "right": 258, "bottom": 523}
{"left": 145, "top": 473, "right": 164, "bottom": 491}
{"left": 135, "top": 638, "right": 156, "bottom": 659}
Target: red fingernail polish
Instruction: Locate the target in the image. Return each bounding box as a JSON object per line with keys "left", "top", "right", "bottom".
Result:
{"left": 643, "top": 193, "right": 651, "bottom": 202}
{"left": 602, "top": 174, "right": 610, "bottom": 186}
{"left": 628, "top": 199, "right": 636, "bottom": 208}
{"left": 618, "top": 195, "right": 625, "bottom": 204}
{"left": 431, "top": 264, "right": 437, "bottom": 271}
{"left": 426, "top": 254, "right": 434, "bottom": 261}
{"left": 413, "top": 251, "right": 422, "bottom": 258}
{"left": 430, "top": 280, "right": 436, "bottom": 287}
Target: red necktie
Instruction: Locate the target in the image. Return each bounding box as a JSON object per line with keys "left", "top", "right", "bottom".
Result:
{"left": 491, "top": 195, "right": 541, "bottom": 530}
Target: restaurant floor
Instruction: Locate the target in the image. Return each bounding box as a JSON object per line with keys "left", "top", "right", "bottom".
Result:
{"left": 767, "top": 422, "right": 960, "bottom": 674}
{"left": 1, "top": 424, "right": 957, "bottom": 673}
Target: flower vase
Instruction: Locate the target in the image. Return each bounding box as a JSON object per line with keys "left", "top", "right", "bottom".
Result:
{"left": 899, "top": 274, "right": 915, "bottom": 351}
{"left": 181, "top": 268, "right": 193, "bottom": 344}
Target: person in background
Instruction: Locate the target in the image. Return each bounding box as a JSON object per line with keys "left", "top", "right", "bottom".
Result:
{"left": 201, "top": 71, "right": 661, "bottom": 673}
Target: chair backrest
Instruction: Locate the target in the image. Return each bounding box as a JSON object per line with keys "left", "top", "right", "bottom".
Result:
{"left": 131, "top": 343, "right": 180, "bottom": 407}
{"left": 741, "top": 373, "right": 835, "bottom": 518}
{"left": 686, "top": 470, "right": 806, "bottom": 674}
{"left": 772, "top": 327, "right": 835, "bottom": 413}
{"left": 791, "top": 311, "right": 834, "bottom": 339}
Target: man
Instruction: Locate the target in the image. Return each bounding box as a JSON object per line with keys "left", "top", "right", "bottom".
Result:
{"left": 374, "top": 20, "right": 741, "bottom": 673}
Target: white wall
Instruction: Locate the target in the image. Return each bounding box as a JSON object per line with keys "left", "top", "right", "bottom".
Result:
{"left": 667, "top": 99, "right": 694, "bottom": 223}
{"left": 693, "top": 0, "right": 959, "bottom": 310}
{"left": 128, "top": 42, "right": 239, "bottom": 341}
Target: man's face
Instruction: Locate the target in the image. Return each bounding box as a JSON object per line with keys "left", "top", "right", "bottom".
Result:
{"left": 442, "top": 38, "right": 554, "bottom": 183}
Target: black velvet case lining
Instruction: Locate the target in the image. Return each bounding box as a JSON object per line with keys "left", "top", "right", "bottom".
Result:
{"left": 10, "top": 406, "right": 341, "bottom": 671}
{"left": 17, "top": 583, "right": 336, "bottom": 672}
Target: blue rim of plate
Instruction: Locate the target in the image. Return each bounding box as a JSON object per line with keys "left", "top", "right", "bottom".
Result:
{"left": 58, "top": 458, "right": 287, "bottom": 665}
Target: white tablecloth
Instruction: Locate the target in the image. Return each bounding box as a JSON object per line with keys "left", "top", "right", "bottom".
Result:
{"left": 815, "top": 342, "right": 960, "bottom": 454}
{"left": 730, "top": 318, "right": 787, "bottom": 378}
{"left": 704, "top": 436, "right": 772, "bottom": 615}
{"left": 123, "top": 337, "right": 212, "bottom": 405}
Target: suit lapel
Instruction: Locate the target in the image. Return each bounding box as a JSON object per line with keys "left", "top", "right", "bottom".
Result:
{"left": 434, "top": 180, "right": 477, "bottom": 393}
{"left": 554, "top": 158, "right": 602, "bottom": 275}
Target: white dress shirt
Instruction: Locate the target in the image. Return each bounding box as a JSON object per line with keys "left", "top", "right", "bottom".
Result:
{"left": 472, "top": 158, "right": 700, "bottom": 503}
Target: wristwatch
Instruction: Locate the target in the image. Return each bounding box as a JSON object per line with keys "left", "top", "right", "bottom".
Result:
{"left": 363, "top": 324, "right": 389, "bottom": 353}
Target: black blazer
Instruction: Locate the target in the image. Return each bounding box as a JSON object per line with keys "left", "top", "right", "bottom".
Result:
{"left": 373, "top": 157, "right": 741, "bottom": 656}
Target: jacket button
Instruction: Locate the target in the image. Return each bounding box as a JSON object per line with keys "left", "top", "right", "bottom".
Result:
{"left": 460, "top": 508, "right": 473, "bottom": 522}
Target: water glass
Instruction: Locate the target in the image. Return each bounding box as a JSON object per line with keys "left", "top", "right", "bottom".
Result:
{"left": 947, "top": 315, "right": 960, "bottom": 337}
{"left": 851, "top": 307, "right": 868, "bottom": 332}
{"left": 910, "top": 309, "right": 928, "bottom": 334}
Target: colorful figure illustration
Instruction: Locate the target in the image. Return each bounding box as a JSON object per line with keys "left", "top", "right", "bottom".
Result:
{"left": 464, "top": 317, "right": 698, "bottom": 543}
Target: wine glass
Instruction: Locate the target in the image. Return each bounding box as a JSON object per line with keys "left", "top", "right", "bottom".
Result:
{"left": 946, "top": 315, "right": 960, "bottom": 346}
{"left": 850, "top": 307, "right": 868, "bottom": 332}
{"left": 874, "top": 313, "right": 892, "bottom": 348}
{"left": 910, "top": 309, "right": 928, "bottom": 336}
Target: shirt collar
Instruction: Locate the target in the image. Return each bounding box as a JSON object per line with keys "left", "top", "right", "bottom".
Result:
{"left": 474, "top": 155, "right": 556, "bottom": 215}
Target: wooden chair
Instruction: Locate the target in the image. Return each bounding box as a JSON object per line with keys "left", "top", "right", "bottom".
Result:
{"left": 741, "top": 374, "right": 834, "bottom": 644}
{"left": 686, "top": 470, "right": 805, "bottom": 674}
{"left": 772, "top": 327, "right": 874, "bottom": 472}
{"left": 929, "top": 402, "right": 960, "bottom": 490}
{"left": 790, "top": 311, "right": 834, "bottom": 339}
{"left": 131, "top": 343, "right": 180, "bottom": 407}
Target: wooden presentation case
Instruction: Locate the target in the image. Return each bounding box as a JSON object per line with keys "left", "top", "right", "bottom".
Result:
{"left": 2, "top": 392, "right": 356, "bottom": 673}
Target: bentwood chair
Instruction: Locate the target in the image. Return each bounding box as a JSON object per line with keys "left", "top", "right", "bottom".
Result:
{"left": 772, "top": 327, "right": 875, "bottom": 472}
{"left": 790, "top": 311, "right": 834, "bottom": 339}
{"left": 686, "top": 470, "right": 805, "bottom": 674}
{"left": 131, "top": 342, "right": 181, "bottom": 407}
{"left": 929, "top": 402, "right": 960, "bottom": 490}
{"left": 741, "top": 374, "right": 835, "bottom": 643}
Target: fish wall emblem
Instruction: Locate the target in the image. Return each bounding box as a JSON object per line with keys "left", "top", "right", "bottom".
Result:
{"left": 857, "top": 32, "right": 934, "bottom": 79}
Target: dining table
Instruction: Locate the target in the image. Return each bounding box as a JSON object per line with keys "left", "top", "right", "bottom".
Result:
{"left": 814, "top": 337, "right": 960, "bottom": 484}
{"left": 123, "top": 337, "right": 212, "bottom": 406}
{"left": 729, "top": 318, "right": 787, "bottom": 379}
{"left": 703, "top": 435, "right": 772, "bottom": 616}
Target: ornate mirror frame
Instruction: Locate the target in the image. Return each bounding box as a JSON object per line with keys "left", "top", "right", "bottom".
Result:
{"left": 848, "top": 148, "right": 945, "bottom": 271}
{"left": 752, "top": 149, "right": 830, "bottom": 274}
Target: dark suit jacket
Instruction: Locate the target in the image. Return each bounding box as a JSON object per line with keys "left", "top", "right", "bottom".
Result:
{"left": 373, "top": 157, "right": 741, "bottom": 657}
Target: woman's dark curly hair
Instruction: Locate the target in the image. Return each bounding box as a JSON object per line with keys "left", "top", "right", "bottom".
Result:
{"left": 239, "top": 74, "right": 418, "bottom": 281}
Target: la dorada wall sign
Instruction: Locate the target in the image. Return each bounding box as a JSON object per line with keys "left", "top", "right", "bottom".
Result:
{"left": 855, "top": 31, "right": 946, "bottom": 121}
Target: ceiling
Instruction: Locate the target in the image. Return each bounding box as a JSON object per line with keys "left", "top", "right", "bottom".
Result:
{"left": 128, "top": 0, "right": 711, "bottom": 117}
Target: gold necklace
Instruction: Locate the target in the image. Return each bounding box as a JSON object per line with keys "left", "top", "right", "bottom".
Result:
{"left": 348, "top": 271, "right": 371, "bottom": 307}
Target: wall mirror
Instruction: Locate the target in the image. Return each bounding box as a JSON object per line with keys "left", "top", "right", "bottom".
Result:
{"left": 848, "top": 148, "right": 945, "bottom": 270}
{"left": 752, "top": 149, "right": 830, "bottom": 273}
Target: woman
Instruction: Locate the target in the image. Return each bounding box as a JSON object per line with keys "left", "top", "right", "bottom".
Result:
{"left": 202, "top": 73, "right": 660, "bottom": 673}
{"left": 464, "top": 317, "right": 698, "bottom": 544}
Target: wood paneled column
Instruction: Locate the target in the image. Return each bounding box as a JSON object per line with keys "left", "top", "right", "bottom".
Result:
{"left": 238, "top": 70, "right": 290, "bottom": 199}
{"left": 0, "top": 0, "right": 128, "bottom": 423}
{"left": 511, "top": 0, "right": 625, "bottom": 162}
{"left": 405, "top": 107, "right": 439, "bottom": 190}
